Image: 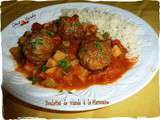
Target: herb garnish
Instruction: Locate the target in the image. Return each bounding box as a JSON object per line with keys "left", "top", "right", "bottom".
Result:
{"left": 68, "top": 91, "right": 72, "bottom": 94}
{"left": 61, "top": 43, "right": 71, "bottom": 61}
{"left": 73, "top": 21, "right": 79, "bottom": 27}
{"left": 62, "top": 16, "right": 67, "bottom": 18}
{"left": 70, "top": 29, "right": 74, "bottom": 33}
{"left": 102, "top": 32, "right": 107, "bottom": 39}
{"left": 31, "top": 38, "right": 43, "bottom": 48}
{"left": 48, "top": 31, "right": 54, "bottom": 37}
{"left": 41, "top": 64, "right": 46, "bottom": 72}
{"left": 95, "top": 41, "right": 105, "bottom": 55}
{"left": 62, "top": 43, "right": 67, "bottom": 53}
{"left": 66, "top": 22, "right": 71, "bottom": 27}
{"left": 58, "top": 59, "right": 70, "bottom": 72}
{"left": 95, "top": 41, "right": 103, "bottom": 51}
{"left": 28, "top": 76, "right": 37, "bottom": 84}
{"left": 59, "top": 90, "right": 63, "bottom": 92}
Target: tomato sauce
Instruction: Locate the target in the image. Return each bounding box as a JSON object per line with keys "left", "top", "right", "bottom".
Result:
{"left": 12, "top": 16, "right": 136, "bottom": 91}
{"left": 15, "top": 39, "right": 136, "bottom": 91}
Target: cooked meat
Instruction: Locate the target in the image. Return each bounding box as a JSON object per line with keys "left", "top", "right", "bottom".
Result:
{"left": 84, "top": 24, "right": 97, "bottom": 36}
{"left": 10, "top": 31, "right": 32, "bottom": 65}
{"left": 78, "top": 35, "right": 112, "bottom": 71}
{"left": 32, "top": 21, "right": 58, "bottom": 33}
{"left": 9, "top": 13, "right": 136, "bottom": 91}
{"left": 24, "top": 30, "right": 55, "bottom": 65}
{"left": 10, "top": 47, "right": 25, "bottom": 65}
{"left": 43, "top": 20, "right": 58, "bottom": 33}
{"left": 58, "top": 15, "right": 84, "bottom": 41}
{"left": 31, "top": 22, "right": 43, "bottom": 33}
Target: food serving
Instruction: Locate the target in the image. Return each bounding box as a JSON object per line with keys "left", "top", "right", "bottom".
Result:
{"left": 10, "top": 9, "right": 137, "bottom": 91}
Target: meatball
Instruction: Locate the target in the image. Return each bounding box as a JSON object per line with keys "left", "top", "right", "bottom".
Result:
{"left": 78, "top": 35, "right": 111, "bottom": 71}
{"left": 58, "top": 15, "right": 84, "bottom": 41}
{"left": 24, "top": 30, "right": 55, "bottom": 65}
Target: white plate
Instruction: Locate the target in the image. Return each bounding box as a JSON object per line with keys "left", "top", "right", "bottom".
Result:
{"left": 2, "top": 2, "right": 158, "bottom": 111}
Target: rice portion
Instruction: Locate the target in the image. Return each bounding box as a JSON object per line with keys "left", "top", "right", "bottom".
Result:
{"left": 61, "top": 9, "right": 139, "bottom": 58}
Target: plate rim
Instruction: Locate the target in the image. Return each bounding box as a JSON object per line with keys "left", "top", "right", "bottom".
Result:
{"left": 2, "top": 2, "right": 159, "bottom": 111}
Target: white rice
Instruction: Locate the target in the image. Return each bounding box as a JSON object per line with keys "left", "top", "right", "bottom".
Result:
{"left": 61, "top": 9, "right": 139, "bottom": 58}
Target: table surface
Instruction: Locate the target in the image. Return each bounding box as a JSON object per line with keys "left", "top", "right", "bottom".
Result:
{"left": 1, "top": 1, "right": 159, "bottom": 119}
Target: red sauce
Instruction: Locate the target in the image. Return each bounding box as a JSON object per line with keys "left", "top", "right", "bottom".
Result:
{"left": 15, "top": 39, "right": 136, "bottom": 90}
{"left": 12, "top": 16, "right": 136, "bottom": 91}
{"left": 54, "top": 40, "right": 135, "bottom": 90}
